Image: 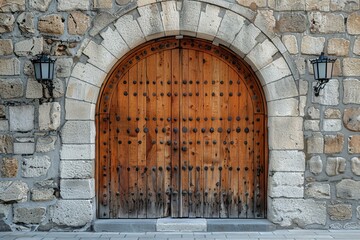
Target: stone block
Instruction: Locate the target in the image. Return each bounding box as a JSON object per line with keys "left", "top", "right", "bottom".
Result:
{"left": 61, "top": 121, "right": 95, "bottom": 144}
{"left": 307, "top": 133, "right": 324, "bottom": 154}
{"left": 268, "top": 98, "right": 299, "bottom": 117}
{"left": 305, "top": 183, "right": 330, "bottom": 199}
{"left": 268, "top": 117, "right": 303, "bottom": 150}
{"left": 39, "top": 102, "right": 61, "bottom": 131}
{"left": 264, "top": 76, "right": 298, "bottom": 101}
{"left": 304, "top": 120, "right": 320, "bottom": 131}
{"left": 312, "top": 79, "right": 339, "bottom": 106}
{"left": 60, "top": 144, "right": 95, "bottom": 160}
{"left": 308, "top": 106, "right": 320, "bottom": 119}
{"left": 66, "top": 78, "right": 99, "bottom": 103}
{"left": 17, "top": 12, "right": 35, "bottom": 34}
{"left": 83, "top": 41, "right": 117, "bottom": 72}
{"left": 282, "top": 35, "right": 298, "bottom": 54}
{"left": 254, "top": 10, "right": 276, "bottom": 37}
{"left": 337, "top": 179, "right": 360, "bottom": 199}
{"left": 326, "top": 157, "right": 346, "bottom": 176}
{"left": 348, "top": 12, "right": 360, "bottom": 34}
{"left": 330, "top": 0, "right": 359, "bottom": 11}
{"left": 115, "top": 14, "right": 145, "bottom": 49}
{"left": 0, "top": 181, "right": 28, "bottom": 203}
{"left": 60, "top": 160, "right": 94, "bottom": 179}
{"left": 349, "top": 135, "right": 360, "bottom": 153}
{"left": 197, "top": 4, "right": 222, "bottom": 40}
{"left": 324, "top": 133, "right": 344, "bottom": 154}
{"left": 30, "top": 0, "right": 52, "bottom": 12}
{"left": 100, "top": 27, "right": 129, "bottom": 59}
{"left": 9, "top": 105, "right": 34, "bottom": 132}
{"left": 137, "top": 4, "right": 164, "bottom": 39}
{"left": 38, "top": 14, "right": 64, "bottom": 35}
{"left": 343, "top": 58, "right": 360, "bottom": 76}
{"left": 31, "top": 188, "right": 55, "bottom": 201}
{"left": 0, "top": 13, "right": 14, "bottom": 33}
{"left": 68, "top": 11, "right": 90, "bottom": 35}
{"left": 325, "top": 108, "right": 341, "bottom": 119}
{"left": 57, "top": 0, "right": 90, "bottom": 11}
{"left": 180, "top": 0, "right": 201, "bottom": 35}
{"left": 89, "top": 12, "right": 116, "bottom": 37}
{"left": 93, "top": 0, "right": 112, "bottom": 8}
{"left": 351, "top": 157, "right": 360, "bottom": 175}
{"left": 56, "top": 58, "right": 73, "bottom": 78}
{"left": 323, "top": 119, "right": 342, "bottom": 131}
{"left": 268, "top": 0, "right": 305, "bottom": 10}
{"left": 275, "top": 13, "right": 306, "bottom": 33}
{"left": 161, "top": 1, "right": 180, "bottom": 36}
{"left": 269, "top": 198, "right": 326, "bottom": 227}
{"left": 216, "top": 10, "right": 245, "bottom": 45}
{"left": 0, "top": 135, "right": 13, "bottom": 154}
{"left": 36, "top": 135, "right": 57, "bottom": 153}
{"left": 26, "top": 78, "right": 43, "bottom": 98}
{"left": 14, "top": 137, "right": 35, "bottom": 154}
{"left": 309, "top": 12, "right": 345, "bottom": 33}
{"left": 328, "top": 38, "right": 350, "bottom": 56}
{"left": 258, "top": 57, "right": 291, "bottom": 86}
{"left": 354, "top": 38, "right": 360, "bottom": 55}
{"left": 328, "top": 204, "right": 352, "bottom": 221}
{"left": 1, "top": 157, "right": 18, "bottom": 178}
{"left": 71, "top": 62, "right": 106, "bottom": 87}
{"left": 0, "top": 0, "right": 25, "bottom": 12}
{"left": 0, "top": 120, "right": 8, "bottom": 131}
{"left": 0, "top": 58, "right": 20, "bottom": 75}
{"left": 299, "top": 96, "right": 306, "bottom": 117}
{"left": 246, "top": 39, "right": 278, "bottom": 71}
{"left": 60, "top": 179, "right": 95, "bottom": 199}
{"left": 0, "top": 78, "right": 23, "bottom": 99}
{"left": 301, "top": 36, "right": 325, "bottom": 55}
{"left": 22, "top": 156, "right": 51, "bottom": 178}
{"left": 13, "top": 207, "right": 46, "bottom": 224}
{"left": 308, "top": 155, "right": 324, "bottom": 174}
{"left": 0, "top": 39, "right": 12, "bottom": 55}
{"left": 269, "top": 172, "right": 304, "bottom": 198}
{"left": 65, "top": 99, "right": 95, "bottom": 120}
{"left": 269, "top": 150, "right": 305, "bottom": 172}
{"left": 344, "top": 78, "right": 360, "bottom": 104}
{"left": 305, "top": 0, "right": 330, "bottom": 11}
{"left": 50, "top": 200, "right": 93, "bottom": 227}
{"left": 231, "top": 23, "right": 261, "bottom": 57}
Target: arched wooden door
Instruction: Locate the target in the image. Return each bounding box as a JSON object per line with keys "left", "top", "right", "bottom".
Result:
{"left": 97, "top": 37, "right": 267, "bottom": 219}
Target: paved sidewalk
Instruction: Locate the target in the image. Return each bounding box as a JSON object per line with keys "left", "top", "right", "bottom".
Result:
{"left": 1, "top": 230, "right": 360, "bottom": 240}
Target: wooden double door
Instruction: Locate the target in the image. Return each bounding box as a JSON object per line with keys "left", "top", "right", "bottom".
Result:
{"left": 97, "top": 38, "right": 267, "bottom": 219}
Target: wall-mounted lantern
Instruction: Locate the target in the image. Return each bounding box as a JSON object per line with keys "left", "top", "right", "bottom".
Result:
{"left": 310, "top": 52, "right": 336, "bottom": 97}
{"left": 31, "top": 54, "right": 56, "bottom": 98}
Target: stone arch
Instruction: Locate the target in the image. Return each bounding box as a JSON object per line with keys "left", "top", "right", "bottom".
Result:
{"left": 62, "top": 0, "right": 305, "bottom": 225}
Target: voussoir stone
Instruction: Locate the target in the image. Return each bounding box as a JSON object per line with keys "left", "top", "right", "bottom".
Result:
{"left": 275, "top": 13, "right": 306, "bottom": 33}
{"left": 1, "top": 157, "right": 18, "bottom": 178}
{"left": 0, "top": 181, "right": 28, "bottom": 203}
{"left": 50, "top": 200, "right": 93, "bottom": 227}
{"left": 349, "top": 135, "right": 360, "bottom": 154}
{"left": 0, "top": 0, "right": 25, "bottom": 12}
{"left": 13, "top": 207, "right": 46, "bottom": 224}
{"left": 348, "top": 12, "right": 360, "bottom": 34}
{"left": 336, "top": 179, "right": 360, "bottom": 199}
{"left": 38, "top": 14, "right": 64, "bottom": 35}
{"left": 328, "top": 204, "right": 352, "bottom": 221}
{"left": 17, "top": 12, "right": 35, "bottom": 33}
{"left": 344, "top": 108, "right": 360, "bottom": 131}
{"left": 22, "top": 156, "right": 51, "bottom": 178}
{"left": 68, "top": 11, "right": 90, "bottom": 35}
{"left": 351, "top": 157, "right": 360, "bottom": 176}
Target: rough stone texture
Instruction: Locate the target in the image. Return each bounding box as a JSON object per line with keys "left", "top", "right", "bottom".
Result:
{"left": 0, "top": 13, "right": 14, "bottom": 33}
{"left": 60, "top": 160, "right": 93, "bottom": 179}
{"left": 309, "top": 12, "right": 345, "bottom": 33}
{"left": 268, "top": 0, "right": 305, "bottom": 10}
{"left": 26, "top": 78, "right": 42, "bottom": 99}
{"left": 268, "top": 117, "right": 303, "bottom": 150}
{"left": 14, "top": 137, "right": 35, "bottom": 154}
{"left": 269, "top": 172, "right": 304, "bottom": 198}
{"left": 39, "top": 102, "right": 61, "bottom": 131}
{"left": 65, "top": 99, "right": 95, "bottom": 120}
{"left": 216, "top": 10, "right": 245, "bottom": 46}
{"left": 57, "top": 0, "right": 90, "bottom": 11}
{"left": 308, "top": 156, "right": 323, "bottom": 175}
{"left": 282, "top": 35, "right": 298, "bottom": 54}
{"left": 351, "top": 157, "right": 360, "bottom": 175}
{"left": 1, "top": 157, "right": 18, "bottom": 178}
{"left": 337, "top": 179, "right": 360, "bottom": 199}
{"left": 247, "top": 39, "right": 278, "bottom": 71}
{"left": 275, "top": 13, "right": 306, "bottom": 33}
{"left": 83, "top": 40, "right": 116, "bottom": 72}
{"left": 13, "top": 207, "right": 46, "bottom": 224}
{"left": 343, "top": 58, "right": 360, "bottom": 76}
{"left": 50, "top": 200, "right": 93, "bottom": 227}
{"left": 0, "top": 58, "right": 20, "bottom": 75}
{"left": 61, "top": 121, "right": 95, "bottom": 144}
{"left": 237, "top": 0, "right": 266, "bottom": 7}
{"left": 312, "top": 79, "right": 339, "bottom": 106}
{"left": 328, "top": 204, "right": 352, "bottom": 221}
{"left": 68, "top": 11, "right": 90, "bottom": 35}
{"left": 347, "top": 12, "right": 360, "bottom": 34}
{"left": 301, "top": 36, "right": 325, "bottom": 55}
{"left": 254, "top": 10, "right": 276, "bottom": 37}
{"left": 231, "top": 22, "right": 260, "bottom": 57}
{"left": 197, "top": 4, "right": 222, "bottom": 40}
{"left": 269, "top": 198, "right": 326, "bottom": 227}
{"left": 323, "top": 119, "right": 342, "bottom": 131}
{"left": 36, "top": 135, "right": 57, "bottom": 153}
{"left": 31, "top": 188, "right": 55, "bottom": 201}
{"left": 71, "top": 62, "right": 106, "bottom": 87}
{"left": 89, "top": 12, "right": 116, "bottom": 37}
{"left": 258, "top": 57, "right": 292, "bottom": 85}
{"left": 306, "top": 0, "right": 330, "bottom": 11}
{"left": 330, "top": 0, "right": 360, "bottom": 11}
{"left": 354, "top": 38, "right": 360, "bottom": 55}
{"left": 343, "top": 108, "right": 360, "bottom": 131}
{"left": 56, "top": 58, "right": 73, "bottom": 78}
{"left": 60, "top": 144, "right": 95, "bottom": 160}
{"left": 14, "top": 37, "right": 43, "bottom": 56}
{"left": 0, "top": 181, "right": 28, "bottom": 203}
{"left": 22, "top": 156, "right": 51, "bottom": 178}
{"left": 307, "top": 133, "right": 324, "bottom": 154}
{"left": 324, "top": 133, "right": 344, "bottom": 154}
{"left": 305, "top": 183, "right": 330, "bottom": 199}
{"left": 0, "top": 0, "right": 25, "bottom": 12}
{"left": 30, "top": 0, "right": 52, "bottom": 12}
{"left": 304, "top": 120, "right": 320, "bottom": 131}
{"left": 349, "top": 135, "right": 360, "bottom": 154}
{"left": 0, "top": 135, "right": 13, "bottom": 154}
{"left": 93, "top": 0, "right": 112, "bottom": 8}
{"left": 308, "top": 106, "right": 320, "bottom": 119}
{"left": 269, "top": 150, "right": 305, "bottom": 172}
{"left": 326, "top": 157, "right": 346, "bottom": 176}
{"left": 17, "top": 12, "right": 35, "bottom": 33}
{"left": 344, "top": 79, "right": 360, "bottom": 104}
{"left": 325, "top": 108, "right": 341, "bottom": 119}
{"left": 327, "top": 38, "right": 350, "bottom": 56}
{"left": 38, "top": 14, "right": 64, "bottom": 35}
{"left": 0, "top": 105, "right": 5, "bottom": 118}
{"left": 9, "top": 105, "right": 34, "bottom": 132}
{"left": 137, "top": 4, "right": 164, "bottom": 39}
{"left": 268, "top": 98, "right": 299, "bottom": 117}
{"left": 0, "top": 39, "right": 12, "bottom": 55}
{"left": 66, "top": 78, "right": 99, "bottom": 103}
{"left": 60, "top": 179, "right": 95, "bottom": 199}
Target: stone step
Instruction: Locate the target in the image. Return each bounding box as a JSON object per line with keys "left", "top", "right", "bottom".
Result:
{"left": 93, "top": 219, "right": 275, "bottom": 232}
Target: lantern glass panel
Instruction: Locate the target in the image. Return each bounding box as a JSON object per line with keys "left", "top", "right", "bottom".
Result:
{"left": 317, "top": 62, "right": 327, "bottom": 79}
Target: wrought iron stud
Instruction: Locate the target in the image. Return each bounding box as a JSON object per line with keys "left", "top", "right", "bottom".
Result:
{"left": 227, "top": 128, "right": 231, "bottom": 133}
{"left": 236, "top": 127, "right": 241, "bottom": 133}
{"left": 135, "top": 128, "right": 140, "bottom": 133}
{"left": 201, "top": 128, "right": 206, "bottom": 133}
{"left": 193, "top": 128, "right": 197, "bottom": 133}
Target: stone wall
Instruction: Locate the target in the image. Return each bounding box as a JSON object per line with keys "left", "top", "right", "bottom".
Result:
{"left": 0, "top": 0, "right": 359, "bottom": 231}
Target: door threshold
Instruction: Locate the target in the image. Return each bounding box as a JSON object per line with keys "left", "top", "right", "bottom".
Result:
{"left": 93, "top": 218, "right": 275, "bottom": 232}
